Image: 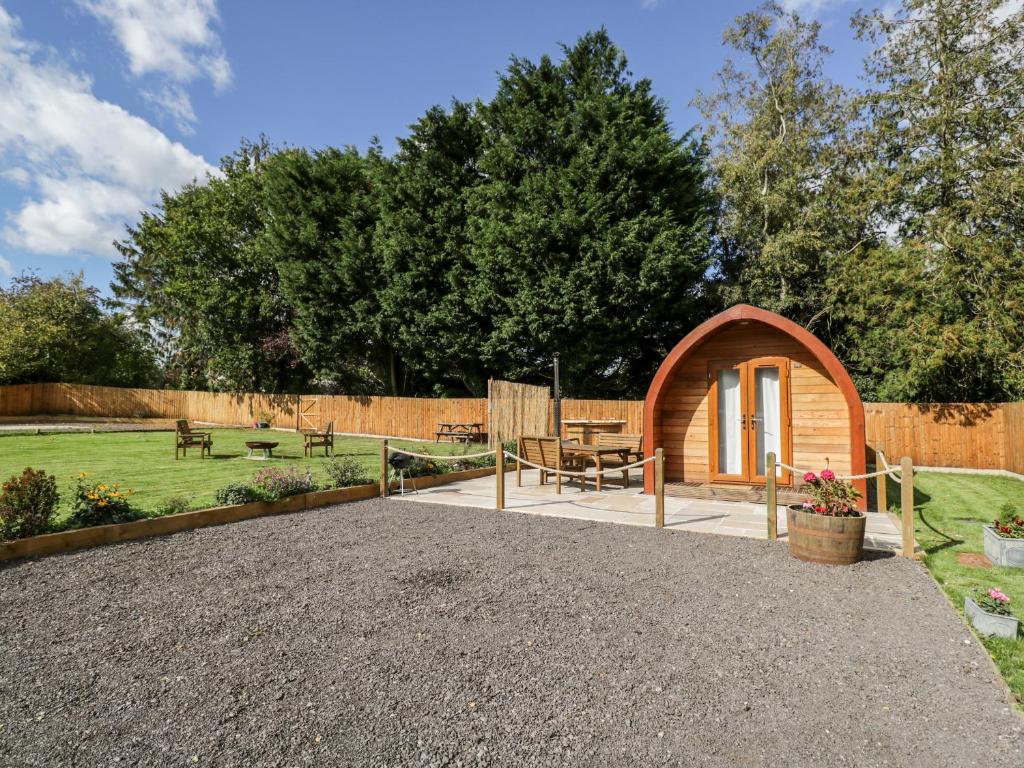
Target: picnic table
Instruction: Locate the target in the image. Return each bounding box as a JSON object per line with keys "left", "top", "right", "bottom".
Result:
{"left": 435, "top": 422, "right": 484, "bottom": 444}
{"left": 560, "top": 441, "right": 632, "bottom": 491}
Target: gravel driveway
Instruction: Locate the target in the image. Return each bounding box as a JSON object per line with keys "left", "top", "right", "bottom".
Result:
{"left": 1, "top": 499, "right": 1021, "bottom": 767}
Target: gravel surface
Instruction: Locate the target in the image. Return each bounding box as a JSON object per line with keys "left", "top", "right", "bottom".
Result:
{"left": 1, "top": 499, "right": 1022, "bottom": 767}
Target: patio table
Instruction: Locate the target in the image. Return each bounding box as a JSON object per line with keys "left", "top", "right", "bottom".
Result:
{"left": 560, "top": 442, "right": 632, "bottom": 491}
{"left": 435, "top": 422, "right": 484, "bottom": 443}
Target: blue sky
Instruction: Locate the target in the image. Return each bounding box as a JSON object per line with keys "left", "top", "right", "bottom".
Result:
{"left": 0, "top": 0, "right": 871, "bottom": 292}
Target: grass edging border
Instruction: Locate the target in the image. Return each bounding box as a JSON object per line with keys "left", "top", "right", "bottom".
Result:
{"left": 0, "top": 466, "right": 496, "bottom": 563}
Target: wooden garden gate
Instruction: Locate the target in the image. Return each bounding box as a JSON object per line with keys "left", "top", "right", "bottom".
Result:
{"left": 297, "top": 396, "right": 320, "bottom": 431}
{"left": 487, "top": 379, "right": 550, "bottom": 447}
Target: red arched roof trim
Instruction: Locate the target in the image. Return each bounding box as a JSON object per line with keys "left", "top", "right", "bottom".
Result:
{"left": 643, "top": 304, "right": 867, "bottom": 507}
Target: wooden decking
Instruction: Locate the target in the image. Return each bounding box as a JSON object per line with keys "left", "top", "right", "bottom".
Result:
{"left": 665, "top": 481, "right": 805, "bottom": 505}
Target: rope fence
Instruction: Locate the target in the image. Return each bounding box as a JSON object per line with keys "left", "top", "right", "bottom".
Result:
{"left": 379, "top": 438, "right": 669, "bottom": 529}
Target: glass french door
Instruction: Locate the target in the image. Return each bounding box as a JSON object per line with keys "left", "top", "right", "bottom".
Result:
{"left": 709, "top": 358, "right": 791, "bottom": 484}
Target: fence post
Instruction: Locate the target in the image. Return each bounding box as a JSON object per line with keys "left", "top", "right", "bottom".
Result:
{"left": 555, "top": 439, "right": 562, "bottom": 495}
{"left": 766, "top": 451, "right": 777, "bottom": 540}
{"left": 495, "top": 446, "right": 505, "bottom": 510}
{"left": 655, "top": 447, "right": 665, "bottom": 528}
{"left": 900, "top": 456, "right": 914, "bottom": 558}
{"left": 875, "top": 447, "right": 887, "bottom": 513}
{"left": 380, "top": 439, "right": 389, "bottom": 498}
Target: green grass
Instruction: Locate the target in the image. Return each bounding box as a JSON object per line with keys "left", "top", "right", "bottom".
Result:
{"left": 882, "top": 470, "right": 1024, "bottom": 708}
{"left": 0, "top": 429, "right": 482, "bottom": 519}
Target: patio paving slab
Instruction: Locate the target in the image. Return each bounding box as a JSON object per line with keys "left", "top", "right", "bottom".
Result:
{"left": 394, "top": 469, "right": 911, "bottom": 553}
{"left": 0, "top": 499, "right": 1017, "bottom": 766}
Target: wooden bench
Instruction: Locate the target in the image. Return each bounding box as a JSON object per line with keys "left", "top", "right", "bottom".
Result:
{"left": 175, "top": 419, "right": 212, "bottom": 459}
{"left": 302, "top": 421, "right": 334, "bottom": 457}
{"left": 516, "top": 436, "right": 586, "bottom": 491}
{"left": 592, "top": 433, "right": 644, "bottom": 488}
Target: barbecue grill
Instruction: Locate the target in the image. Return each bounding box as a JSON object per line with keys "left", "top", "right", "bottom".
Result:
{"left": 388, "top": 451, "right": 418, "bottom": 495}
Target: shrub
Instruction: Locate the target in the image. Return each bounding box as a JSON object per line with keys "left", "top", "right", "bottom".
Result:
{"left": 215, "top": 483, "right": 262, "bottom": 506}
{"left": 69, "top": 474, "right": 141, "bottom": 527}
{"left": 798, "top": 469, "right": 862, "bottom": 517}
{"left": 0, "top": 468, "right": 59, "bottom": 541}
{"left": 151, "top": 496, "right": 194, "bottom": 517}
{"left": 406, "top": 457, "right": 453, "bottom": 478}
{"left": 252, "top": 466, "right": 317, "bottom": 500}
{"left": 323, "top": 456, "right": 371, "bottom": 488}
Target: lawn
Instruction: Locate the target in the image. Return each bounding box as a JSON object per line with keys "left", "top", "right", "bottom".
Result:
{"left": 883, "top": 470, "right": 1024, "bottom": 707}
{"left": 0, "top": 428, "right": 484, "bottom": 519}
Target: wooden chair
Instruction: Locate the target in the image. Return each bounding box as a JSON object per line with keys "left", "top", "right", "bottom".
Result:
{"left": 593, "top": 433, "right": 644, "bottom": 488}
{"left": 516, "top": 436, "right": 586, "bottom": 490}
{"left": 303, "top": 421, "right": 334, "bottom": 457}
{"left": 175, "top": 419, "right": 212, "bottom": 459}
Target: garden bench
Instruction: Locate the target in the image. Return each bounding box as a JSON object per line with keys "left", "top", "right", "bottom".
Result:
{"left": 302, "top": 421, "right": 334, "bottom": 457}
{"left": 516, "top": 435, "right": 586, "bottom": 491}
{"left": 175, "top": 419, "right": 212, "bottom": 459}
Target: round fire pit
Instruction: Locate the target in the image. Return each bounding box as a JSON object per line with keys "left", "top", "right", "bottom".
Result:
{"left": 245, "top": 441, "right": 279, "bottom": 459}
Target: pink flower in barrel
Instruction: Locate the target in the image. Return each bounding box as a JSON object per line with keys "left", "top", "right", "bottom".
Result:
{"left": 787, "top": 466, "right": 866, "bottom": 566}
{"left": 965, "top": 586, "right": 1019, "bottom": 639}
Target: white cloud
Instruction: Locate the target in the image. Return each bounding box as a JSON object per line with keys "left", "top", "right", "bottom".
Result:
{"left": 77, "top": 0, "right": 231, "bottom": 130}
{"left": 0, "top": 5, "right": 216, "bottom": 257}
{"left": 142, "top": 83, "right": 197, "bottom": 134}
{"left": 779, "top": 0, "right": 848, "bottom": 15}
{"left": 0, "top": 256, "right": 12, "bottom": 277}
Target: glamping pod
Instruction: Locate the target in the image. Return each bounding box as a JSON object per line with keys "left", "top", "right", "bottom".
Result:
{"left": 643, "top": 305, "right": 867, "bottom": 509}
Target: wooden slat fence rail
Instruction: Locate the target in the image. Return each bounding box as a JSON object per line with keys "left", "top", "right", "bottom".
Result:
{"left": 0, "top": 384, "right": 1022, "bottom": 473}
{"left": 864, "top": 402, "right": 1022, "bottom": 474}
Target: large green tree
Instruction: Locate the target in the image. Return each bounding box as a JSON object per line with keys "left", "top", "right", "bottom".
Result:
{"left": 836, "top": 0, "right": 1024, "bottom": 401}
{"left": 262, "top": 146, "right": 383, "bottom": 393}
{"left": 0, "top": 275, "right": 156, "bottom": 386}
{"left": 693, "top": 2, "right": 867, "bottom": 330}
{"left": 466, "top": 29, "right": 714, "bottom": 397}
{"left": 373, "top": 102, "right": 486, "bottom": 395}
{"left": 113, "top": 138, "right": 305, "bottom": 392}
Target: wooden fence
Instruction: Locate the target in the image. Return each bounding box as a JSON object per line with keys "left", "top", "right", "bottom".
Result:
{"left": 0, "top": 384, "right": 1021, "bottom": 474}
{"left": 864, "top": 402, "right": 1023, "bottom": 475}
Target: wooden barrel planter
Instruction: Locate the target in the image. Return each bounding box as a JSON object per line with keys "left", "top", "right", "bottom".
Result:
{"left": 786, "top": 505, "right": 866, "bottom": 565}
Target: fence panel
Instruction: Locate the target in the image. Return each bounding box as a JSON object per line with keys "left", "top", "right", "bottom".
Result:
{"left": 864, "top": 402, "right": 1008, "bottom": 470}
{"left": 487, "top": 379, "right": 550, "bottom": 445}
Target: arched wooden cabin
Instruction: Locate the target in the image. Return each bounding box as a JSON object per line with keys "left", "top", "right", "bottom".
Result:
{"left": 643, "top": 305, "right": 867, "bottom": 509}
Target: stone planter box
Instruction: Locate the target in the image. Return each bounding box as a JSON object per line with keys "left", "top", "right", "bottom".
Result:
{"left": 983, "top": 525, "right": 1024, "bottom": 568}
{"left": 786, "top": 505, "right": 866, "bottom": 565}
{"left": 964, "top": 595, "right": 1020, "bottom": 639}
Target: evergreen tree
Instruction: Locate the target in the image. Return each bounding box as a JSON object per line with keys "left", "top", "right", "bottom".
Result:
{"left": 467, "top": 29, "right": 714, "bottom": 397}
{"left": 839, "top": 0, "right": 1024, "bottom": 400}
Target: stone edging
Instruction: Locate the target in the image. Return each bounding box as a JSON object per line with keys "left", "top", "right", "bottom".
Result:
{"left": 0, "top": 466, "right": 496, "bottom": 563}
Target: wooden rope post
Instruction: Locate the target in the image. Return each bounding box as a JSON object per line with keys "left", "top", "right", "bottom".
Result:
{"left": 900, "top": 456, "right": 914, "bottom": 558}
{"left": 495, "top": 446, "right": 505, "bottom": 510}
{"left": 380, "top": 439, "right": 389, "bottom": 498}
{"left": 876, "top": 446, "right": 887, "bottom": 513}
{"left": 516, "top": 437, "right": 522, "bottom": 487}
{"left": 766, "top": 451, "right": 777, "bottom": 540}
{"left": 655, "top": 448, "right": 665, "bottom": 528}
{"left": 555, "top": 439, "right": 562, "bottom": 495}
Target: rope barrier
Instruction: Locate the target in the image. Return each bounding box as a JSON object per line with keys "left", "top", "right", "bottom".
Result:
{"left": 876, "top": 450, "right": 902, "bottom": 482}
{"left": 775, "top": 460, "right": 901, "bottom": 482}
{"left": 385, "top": 448, "right": 495, "bottom": 460}
{"left": 504, "top": 451, "right": 655, "bottom": 478}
